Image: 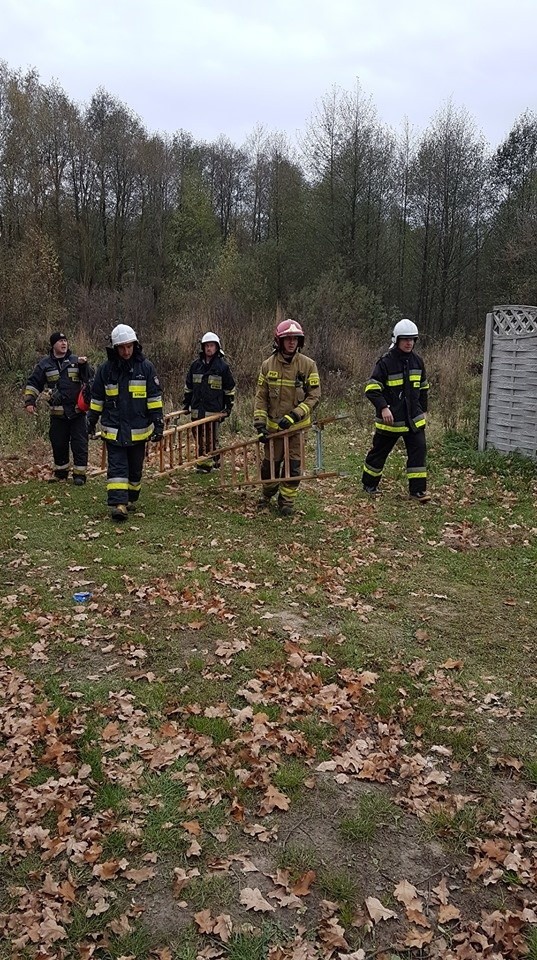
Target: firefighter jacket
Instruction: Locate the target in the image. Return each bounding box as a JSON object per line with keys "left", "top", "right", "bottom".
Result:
{"left": 24, "top": 351, "right": 94, "bottom": 419}
{"left": 89, "top": 346, "right": 163, "bottom": 445}
{"left": 254, "top": 350, "right": 321, "bottom": 432}
{"left": 365, "top": 346, "right": 429, "bottom": 434}
{"left": 183, "top": 351, "right": 236, "bottom": 419}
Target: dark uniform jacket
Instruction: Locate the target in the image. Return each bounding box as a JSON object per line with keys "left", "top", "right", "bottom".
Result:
{"left": 365, "top": 346, "right": 429, "bottom": 434}
{"left": 183, "top": 351, "right": 236, "bottom": 419}
{"left": 24, "top": 351, "right": 93, "bottom": 419}
{"left": 89, "top": 346, "right": 163, "bottom": 445}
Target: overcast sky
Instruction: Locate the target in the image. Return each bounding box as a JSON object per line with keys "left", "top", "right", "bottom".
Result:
{"left": 2, "top": 0, "right": 535, "bottom": 149}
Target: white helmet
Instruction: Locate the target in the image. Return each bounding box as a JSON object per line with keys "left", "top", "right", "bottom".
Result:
{"left": 111, "top": 323, "right": 138, "bottom": 346}
{"left": 201, "top": 331, "right": 221, "bottom": 347}
{"left": 392, "top": 319, "right": 418, "bottom": 345}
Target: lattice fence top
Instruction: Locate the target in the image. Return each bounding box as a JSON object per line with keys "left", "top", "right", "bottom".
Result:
{"left": 492, "top": 305, "right": 537, "bottom": 337}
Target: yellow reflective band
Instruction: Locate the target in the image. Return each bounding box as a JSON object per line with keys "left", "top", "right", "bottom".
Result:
{"left": 407, "top": 471, "right": 427, "bottom": 478}
{"left": 414, "top": 418, "right": 426, "bottom": 428}
{"left": 376, "top": 422, "right": 408, "bottom": 433}
{"left": 307, "top": 374, "right": 320, "bottom": 386}
{"left": 128, "top": 482, "right": 142, "bottom": 491}
{"left": 101, "top": 428, "right": 118, "bottom": 440}
{"left": 24, "top": 386, "right": 39, "bottom": 397}
{"left": 105, "top": 385, "right": 119, "bottom": 396}
{"left": 298, "top": 402, "right": 309, "bottom": 415}
{"left": 279, "top": 486, "right": 299, "bottom": 499}
{"left": 365, "top": 382, "right": 382, "bottom": 393}
{"left": 131, "top": 427, "right": 153, "bottom": 441}
{"left": 147, "top": 398, "right": 163, "bottom": 409}
{"left": 386, "top": 377, "right": 404, "bottom": 386}
{"left": 107, "top": 482, "right": 129, "bottom": 490}
{"left": 364, "top": 465, "right": 383, "bottom": 477}
{"left": 90, "top": 400, "right": 104, "bottom": 411}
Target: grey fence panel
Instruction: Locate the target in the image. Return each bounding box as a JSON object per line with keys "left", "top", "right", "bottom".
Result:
{"left": 479, "top": 305, "right": 537, "bottom": 460}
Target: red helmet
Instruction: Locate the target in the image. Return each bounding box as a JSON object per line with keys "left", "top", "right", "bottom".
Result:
{"left": 274, "top": 319, "right": 305, "bottom": 348}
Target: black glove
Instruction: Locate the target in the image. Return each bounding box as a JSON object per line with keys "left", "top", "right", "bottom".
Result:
{"left": 86, "top": 414, "right": 98, "bottom": 437}
{"left": 150, "top": 421, "right": 164, "bottom": 442}
{"left": 182, "top": 398, "right": 191, "bottom": 414}
{"left": 278, "top": 411, "right": 300, "bottom": 430}
{"left": 254, "top": 422, "right": 269, "bottom": 442}
{"left": 222, "top": 406, "right": 233, "bottom": 419}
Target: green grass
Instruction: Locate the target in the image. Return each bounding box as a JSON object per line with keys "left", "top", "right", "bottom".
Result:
{"left": 1, "top": 421, "right": 536, "bottom": 958}
{"left": 339, "top": 790, "right": 400, "bottom": 843}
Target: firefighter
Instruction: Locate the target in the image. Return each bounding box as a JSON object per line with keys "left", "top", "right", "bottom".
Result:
{"left": 24, "top": 331, "right": 93, "bottom": 484}
{"left": 254, "top": 319, "right": 321, "bottom": 516}
{"left": 362, "top": 319, "right": 430, "bottom": 502}
{"left": 182, "top": 332, "right": 236, "bottom": 473}
{"left": 87, "top": 324, "right": 163, "bottom": 521}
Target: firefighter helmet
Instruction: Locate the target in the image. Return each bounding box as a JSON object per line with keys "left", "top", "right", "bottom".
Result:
{"left": 111, "top": 323, "right": 138, "bottom": 346}
{"left": 274, "top": 319, "right": 305, "bottom": 349}
{"left": 201, "top": 331, "right": 221, "bottom": 347}
{"left": 392, "top": 319, "right": 418, "bottom": 345}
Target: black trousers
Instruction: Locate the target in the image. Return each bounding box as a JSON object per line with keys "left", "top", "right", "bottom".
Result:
{"left": 194, "top": 418, "right": 220, "bottom": 466}
{"left": 49, "top": 415, "right": 88, "bottom": 479}
{"left": 106, "top": 442, "right": 146, "bottom": 506}
{"left": 362, "top": 428, "right": 427, "bottom": 494}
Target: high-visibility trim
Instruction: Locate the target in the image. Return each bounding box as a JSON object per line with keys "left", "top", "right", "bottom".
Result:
{"left": 407, "top": 470, "right": 427, "bottom": 479}
{"left": 24, "top": 386, "right": 40, "bottom": 398}
{"left": 193, "top": 374, "right": 203, "bottom": 383}
{"left": 385, "top": 376, "right": 404, "bottom": 387}
{"left": 67, "top": 366, "right": 80, "bottom": 379}
{"left": 224, "top": 388, "right": 235, "bottom": 396}
{"left": 90, "top": 399, "right": 104, "bottom": 412}
{"left": 208, "top": 375, "right": 222, "bottom": 388}
{"left": 254, "top": 409, "right": 268, "bottom": 422}
{"left": 421, "top": 381, "right": 430, "bottom": 390}
{"left": 257, "top": 374, "right": 266, "bottom": 386}
{"left": 50, "top": 406, "right": 65, "bottom": 416}
{"left": 73, "top": 466, "right": 88, "bottom": 475}
{"left": 107, "top": 479, "right": 129, "bottom": 490}
{"left": 128, "top": 481, "right": 142, "bottom": 491}
{"left": 365, "top": 380, "right": 383, "bottom": 393}
{"left": 101, "top": 427, "right": 119, "bottom": 440}
{"left": 129, "top": 380, "right": 147, "bottom": 398}
{"left": 54, "top": 461, "right": 70, "bottom": 470}
{"left": 363, "top": 464, "right": 383, "bottom": 477}
{"left": 375, "top": 420, "right": 408, "bottom": 433}
{"left": 46, "top": 371, "right": 59, "bottom": 381}
{"left": 279, "top": 484, "right": 299, "bottom": 499}
{"left": 267, "top": 415, "right": 311, "bottom": 431}
{"left": 147, "top": 396, "right": 163, "bottom": 409}
{"left": 131, "top": 426, "right": 153, "bottom": 441}
{"left": 413, "top": 416, "right": 426, "bottom": 428}
{"left": 298, "top": 402, "right": 309, "bottom": 416}
{"left": 409, "top": 373, "right": 421, "bottom": 383}
{"left": 105, "top": 384, "right": 119, "bottom": 396}
{"left": 307, "top": 373, "right": 320, "bottom": 386}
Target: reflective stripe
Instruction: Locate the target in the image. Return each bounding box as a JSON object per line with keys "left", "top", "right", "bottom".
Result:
{"left": 298, "top": 402, "right": 309, "bottom": 416}
{"left": 90, "top": 399, "right": 104, "bottom": 412}
{"left": 254, "top": 409, "right": 267, "bottom": 422}
{"left": 129, "top": 379, "right": 147, "bottom": 398}
{"left": 413, "top": 417, "right": 426, "bottom": 428}
{"left": 73, "top": 466, "right": 88, "bottom": 475}
{"left": 307, "top": 374, "right": 320, "bottom": 386}
{"left": 107, "top": 479, "right": 129, "bottom": 490}
{"left": 101, "top": 427, "right": 119, "bottom": 440}
{"left": 105, "top": 384, "right": 119, "bottom": 396}
{"left": 224, "top": 388, "right": 235, "bottom": 396}
{"left": 364, "top": 464, "right": 383, "bottom": 477}
{"left": 279, "top": 484, "right": 299, "bottom": 499}
{"left": 385, "top": 377, "right": 404, "bottom": 386}
{"left": 208, "top": 376, "right": 222, "bottom": 388}
{"left": 193, "top": 374, "right": 203, "bottom": 383}
{"left": 50, "top": 406, "right": 65, "bottom": 416}
{"left": 365, "top": 380, "right": 383, "bottom": 393}
{"left": 267, "top": 415, "right": 311, "bottom": 431}
{"left": 131, "top": 427, "right": 152, "bottom": 441}
{"left": 375, "top": 421, "right": 408, "bottom": 433}
{"left": 128, "top": 481, "right": 142, "bottom": 491}
{"left": 24, "top": 386, "right": 40, "bottom": 398}
{"left": 407, "top": 470, "right": 427, "bottom": 479}
{"left": 46, "top": 371, "right": 59, "bottom": 381}
{"left": 147, "top": 396, "right": 163, "bottom": 409}
{"left": 54, "top": 461, "right": 70, "bottom": 470}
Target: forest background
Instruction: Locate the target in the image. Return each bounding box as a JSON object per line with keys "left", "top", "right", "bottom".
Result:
{"left": 1, "top": 59, "right": 536, "bottom": 432}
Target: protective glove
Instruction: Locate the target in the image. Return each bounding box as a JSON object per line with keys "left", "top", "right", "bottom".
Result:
{"left": 150, "top": 422, "right": 164, "bottom": 442}
{"left": 254, "top": 422, "right": 269, "bottom": 442}
{"left": 182, "top": 398, "right": 191, "bottom": 414}
{"left": 278, "top": 411, "right": 300, "bottom": 430}
{"left": 86, "top": 414, "right": 98, "bottom": 438}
